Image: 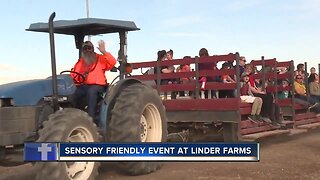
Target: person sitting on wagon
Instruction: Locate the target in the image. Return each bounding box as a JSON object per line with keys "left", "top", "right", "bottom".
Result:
{"left": 198, "top": 48, "right": 217, "bottom": 98}
{"left": 239, "top": 56, "right": 246, "bottom": 75}
{"left": 264, "top": 79, "right": 285, "bottom": 125}
{"left": 244, "top": 63, "right": 274, "bottom": 123}
{"left": 240, "top": 73, "right": 263, "bottom": 122}
{"left": 294, "top": 63, "right": 306, "bottom": 79}
{"left": 278, "top": 79, "right": 290, "bottom": 99}
{"left": 220, "top": 62, "right": 236, "bottom": 98}
{"left": 155, "top": 49, "right": 175, "bottom": 85}
{"left": 164, "top": 49, "right": 175, "bottom": 78}
{"left": 310, "top": 67, "right": 317, "bottom": 76}
{"left": 71, "top": 40, "right": 117, "bottom": 118}
{"left": 294, "top": 74, "right": 320, "bottom": 112}
{"left": 166, "top": 49, "right": 178, "bottom": 98}
{"left": 308, "top": 73, "right": 320, "bottom": 102}
{"left": 177, "top": 56, "right": 193, "bottom": 97}
{"left": 154, "top": 50, "right": 176, "bottom": 99}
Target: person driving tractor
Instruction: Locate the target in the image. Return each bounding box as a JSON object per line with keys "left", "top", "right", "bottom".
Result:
{"left": 71, "top": 40, "right": 116, "bottom": 118}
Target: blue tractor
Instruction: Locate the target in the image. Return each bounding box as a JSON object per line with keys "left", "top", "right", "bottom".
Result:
{"left": 0, "top": 12, "right": 167, "bottom": 179}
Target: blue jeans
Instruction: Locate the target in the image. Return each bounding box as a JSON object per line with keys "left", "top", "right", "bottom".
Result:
{"left": 73, "top": 85, "right": 105, "bottom": 118}
{"left": 295, "top": 94, "right": 318, "bottom": 105}
{"left": 311, "top": 95, "right": 320, "bottom": 103}
{"left": 295, "top": 94, "right": 320, "bottom": 113}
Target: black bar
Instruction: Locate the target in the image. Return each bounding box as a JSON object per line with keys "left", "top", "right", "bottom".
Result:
{"left": 261, "top": 56, "right": 266, "bottom": 91}
{"left": 234, "top": 52, "right": 241, "bottom": 140}
{"left": 232, "top": 52, "right": 241, "bottom": 141}
{"left": 195, "top": 56, "right": 200, "bottom": 99}
{"left": 319, "top": 64, "right": 320, "bottom": 79}
{"left": 304, "top": 62, "right": 309, "bottom": 97}
{"left": 48, "top": 12, "right": 59, "bottom": 112}
{"left": 156, "top": 59, "right": 160, "bottom": 95}
{"left": 290, "top": 60, "right": 295, "bottom": 120}
{"left": 235, "top": 52, "right": 240, "bottom": 98}
{"left": 119, "top": 32, "right": 127, "bottom": 80}
{"left": 274, "top": 61, "right": 278, "bottom": 103}
{"left": 75, "top": 34, "right": 85, "bottom": 59}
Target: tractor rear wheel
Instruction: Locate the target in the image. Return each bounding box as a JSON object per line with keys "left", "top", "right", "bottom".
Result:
{"left": 107, "top": 83, "right": 167, "bottom": 175}
{"left": 35, "top": 108, "right": 101, "bottom": 180}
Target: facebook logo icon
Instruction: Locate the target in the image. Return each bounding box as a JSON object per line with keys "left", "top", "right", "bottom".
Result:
{"left": 24, "top": 143, "right": 57, "bottom": 161}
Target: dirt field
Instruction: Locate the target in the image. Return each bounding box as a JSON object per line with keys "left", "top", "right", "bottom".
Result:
{"left": 0, "top": 130, "right": 319, "bottom": 180}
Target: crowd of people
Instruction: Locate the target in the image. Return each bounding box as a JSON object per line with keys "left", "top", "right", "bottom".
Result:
{"left": 280, "top": 63, "right": 320, "bottom": 113}
{"left": 153, "top": 48, "right": 320, "bottom": 126}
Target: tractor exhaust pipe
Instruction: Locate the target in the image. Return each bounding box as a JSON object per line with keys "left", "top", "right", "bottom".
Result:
{"left": 48, "top": 12, "right": 59, "bottom": 111}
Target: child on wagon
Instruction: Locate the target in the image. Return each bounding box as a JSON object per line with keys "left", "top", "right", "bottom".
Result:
{"left": 278, "top": 79, "right": 290, "bottom": 99}
{"left": 220, "top": 62, "right": 236, "bottom": 98}
{"left": 177, "top": 56, "right": 193, "bottom": 97}
{"left": 240, "top": 73, "right": 263, "bottom": 122}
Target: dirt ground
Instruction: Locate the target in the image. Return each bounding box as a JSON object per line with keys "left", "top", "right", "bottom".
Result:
{"left": 0, "top": 130, "right": 319, "bottom": 180}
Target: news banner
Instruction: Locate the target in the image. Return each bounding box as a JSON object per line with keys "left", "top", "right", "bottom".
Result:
{"left": 24, "top": 143, "right": 259, "bottom": 162}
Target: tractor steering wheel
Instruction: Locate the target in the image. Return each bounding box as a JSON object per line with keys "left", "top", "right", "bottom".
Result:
{"left": 60, "top": 70, "right": 86, "bottom": 84}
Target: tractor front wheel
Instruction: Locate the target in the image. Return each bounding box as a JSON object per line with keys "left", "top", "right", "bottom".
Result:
{"left": 35, "top": 108, "right": 101, "bottom": 180}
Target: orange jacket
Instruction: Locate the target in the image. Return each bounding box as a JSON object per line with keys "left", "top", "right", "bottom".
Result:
{"left": 72, "top": 52, "right": 116, "bottom": 85}
{"left": 294, "top": 81, "right": 306, "bottom": 96}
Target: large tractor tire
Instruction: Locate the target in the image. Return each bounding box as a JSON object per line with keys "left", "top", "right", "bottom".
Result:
{"left": 35, "top": 108, "right": 101, "bottom": 180}
{"left": 107, "top": 83, "right": 167, "bottom": 175}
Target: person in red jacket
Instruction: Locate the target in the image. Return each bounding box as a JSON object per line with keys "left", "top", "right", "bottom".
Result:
{"left": 71, "top": 40, "right": 116, "bottom": 118}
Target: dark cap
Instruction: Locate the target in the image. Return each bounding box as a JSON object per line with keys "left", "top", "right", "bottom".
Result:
{"left": 82, "top": 41, "right": 94, "bottom": 48}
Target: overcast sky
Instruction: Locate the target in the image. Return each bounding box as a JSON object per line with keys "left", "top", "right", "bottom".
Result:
{"left": 0, "top": 0, "right": 319, "bottom": 84}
